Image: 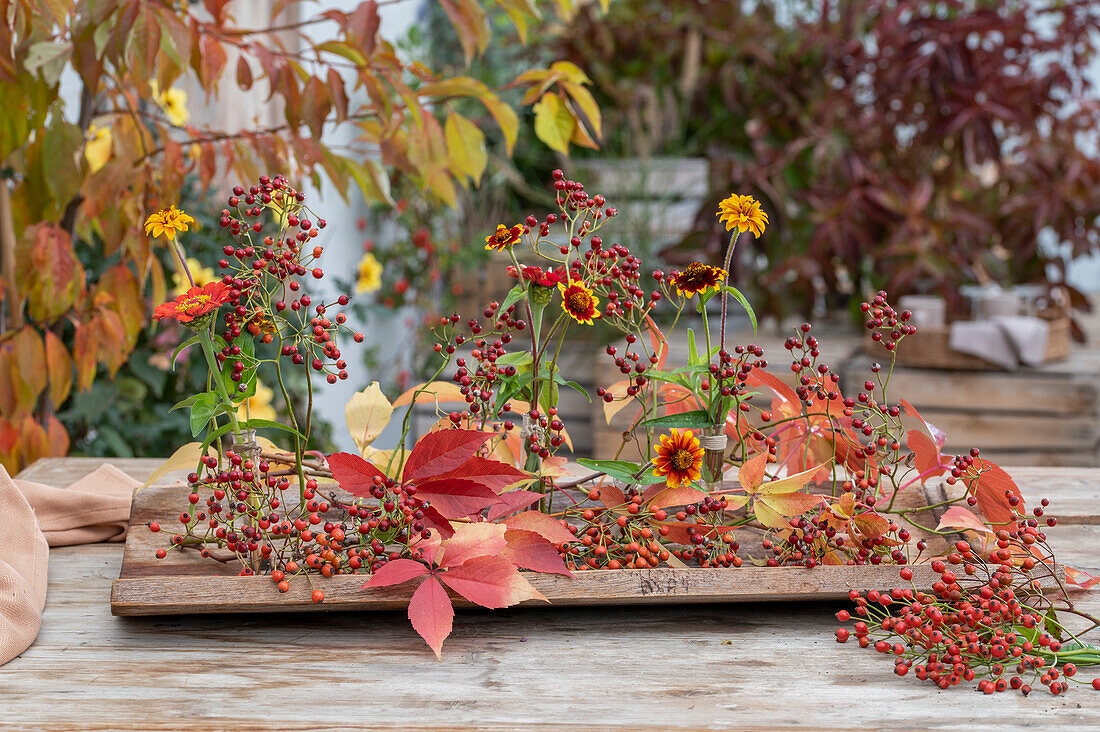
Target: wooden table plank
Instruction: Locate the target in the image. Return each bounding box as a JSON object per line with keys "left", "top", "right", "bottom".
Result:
{"left": 2, "top": 458, "right": 1098, "bottom": 731}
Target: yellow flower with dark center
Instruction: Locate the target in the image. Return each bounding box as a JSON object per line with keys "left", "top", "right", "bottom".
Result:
{"left": 670, "top": 262, "right": 727, "bottom": 298}
{"left": 717, "top": 194, "right": 768, "bottom": 237}
{"left": 356, "top": 252, "right": 383, "bottom": 294}
{"left": 144, "top": 205, "right": 195, "bottom": 241}
{"left": 484, "top": 224, "right": 523, "bottom": 252}
{"left": 653, "top": 428, "right": 705, "bottom": 489}
{"left": 150, "top": 80, "right": 189, "bottom": 127}
{"left": 557, "top": 279, "right": 600, "bottom": 325}
{"left": 237, "top": 380, "right": 277, "bottom": 422}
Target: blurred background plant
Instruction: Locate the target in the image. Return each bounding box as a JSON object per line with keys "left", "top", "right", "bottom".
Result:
{"left": 551, "top": 0, "right": 1100, "bottom": 325}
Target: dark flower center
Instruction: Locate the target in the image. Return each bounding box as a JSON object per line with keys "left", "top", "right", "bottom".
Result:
{"left": 566, "top": 289, "right": 592, "bottom": 312}
{"left": 670, "top": 449, "right": 696, "bottom": 471}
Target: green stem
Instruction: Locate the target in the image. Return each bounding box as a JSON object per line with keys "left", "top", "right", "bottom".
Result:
{"left": 197, "top": 326, "right": 242, "bottom": 435}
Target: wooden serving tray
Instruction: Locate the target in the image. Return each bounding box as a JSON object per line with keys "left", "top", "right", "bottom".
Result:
{"left": 111, "top": 481, "right": 961, "bottom": 616}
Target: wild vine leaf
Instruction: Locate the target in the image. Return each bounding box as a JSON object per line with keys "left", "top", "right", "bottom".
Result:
{"left": 439, "top": 554, "right": 548, "bottom": 609}
{"left": 326, "top": 451, "right": 388, "bottom": 498}
{"left": 485, "top": 489, "right": 542, "bottom": 521}
{"left": 402, "top": 429, "right": 493, "bottom": 481}
{"left": 936, "top": 505, "right": 994, "bottom": 535}
{"left": 437, "top": 522, "right": 507, "bottom": 567}
{"left": 647, "top": 485, "right": 707, "bottom": 510}
{"left": 502, "top": 529, "right": 573, "bottom": 576}
{"left": 503, "top": 510, "right": 576, "bottom": 545}
{"left": 969, "top": 459, "right": 1024, "bottom": 527}
{"left": 408, "top": 576, "right": 453, "bottom": 661}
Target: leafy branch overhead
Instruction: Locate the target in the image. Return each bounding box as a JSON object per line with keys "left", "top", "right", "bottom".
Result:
{"left": 0, "top": 0, "right": 604, "bottom": 472}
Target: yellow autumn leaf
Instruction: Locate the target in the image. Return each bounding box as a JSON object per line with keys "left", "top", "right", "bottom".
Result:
{"left": 392, "top": 381, "right": 468, "bottom": 408}
{"left": 84, "top": 124, "right": 112, "bottom": 173}
{"left": 445, "top": 111, "right": 488, "bottom": 183}
{"left": 140, "top": 441, "right": 215, "bottom": 491}
{"left": 345, "top": 381, "right": 394, "bottom": 455}
{"left": 533, "top": 93, "right": 575, "bottom": 155}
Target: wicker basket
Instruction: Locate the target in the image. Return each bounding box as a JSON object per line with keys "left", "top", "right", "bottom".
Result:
{"left": 863, "top": 315, "right": 1071, "bottom": 370}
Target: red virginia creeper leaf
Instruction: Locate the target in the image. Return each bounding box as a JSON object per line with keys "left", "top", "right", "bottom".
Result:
{"left": 849, "top": 511, "right": 890, "bottom": 539}
{"left": 430, "top": 455, "right": 528, "bottom": 491}
{"left": 362, "top": 558, "right": 429, "bottom": 588}
{"left": 408, "top": 575, "right": 454, "bottom": 661}
{"left": 486, "top": 490, "right": 542, "bottom": 521}
{"left": 419, "top": 504, "right": 455, "bottom": 538}
{"left": 504, "top": 510, "right": 576, "bottom": 544}
{"left": 402, "top": 429, "right": 494, "bottom": 482}
{"left": 439, "top": 555, "right": 548, "bottom": 608}
{"left": 414, "top": 478, "right": 500, "bottom": 518}
{"left": 647, "top": 485, "right": 707, "bottom": 510}
{"left": 438, "top": 522, "right": 507, "bottom": 567}
{"left": 327, "top": 452, "right": 387, "bottom": 497}
{"left": 1065, "top": 566, "right": 1100, "bottom": 590}
{"left": 971, "top": 460, "right": 1024, "bottom": 527}
{"left": 501, "top": 529, "right": 573, "bottom": 576}
{"left": 936, "top": 506, "right": 994, "bottom": 535}
{"left": 906, "top": 429, "right": 947, "bottom": 483}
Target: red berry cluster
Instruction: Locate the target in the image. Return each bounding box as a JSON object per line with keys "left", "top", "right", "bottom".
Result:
{"left": 861, "top": 289, "right": 916, "bottom": 351}
{"left": 836, "top": 530, "right": 1100, "bottom": 695}
{"left": 213, "top": 174, "right": 363, "bottom": 387}
{"left": 157, "top": 449, "right": 439, "bottom": 602}
{"left": 561, "top": 488, "right": 673, "bottom": 570}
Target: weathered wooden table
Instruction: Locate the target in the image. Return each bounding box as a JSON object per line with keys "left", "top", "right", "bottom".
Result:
{"left": 2, "top": 458, "right": 1098, "bottom": 730}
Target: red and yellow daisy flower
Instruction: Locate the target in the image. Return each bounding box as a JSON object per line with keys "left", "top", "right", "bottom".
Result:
{"left": 670, "top": 262, "right": 727, "bottom": 298}
{"left": 557, "top": 279, "right": 600, "bottom": 325}
{"left": 653, "top": 429, "right": 705, "bottom": 489}
{"left": 716, "top": 194, "right": 768, "bottom": 237}
{"left": 143, "top": 205, "right": 195, "bottom": 241}
{"left": 153, "top": 281, "right": 232, "bottom": 324}
{"left": 484, "top": 224, "right": 523, "bottom": 252}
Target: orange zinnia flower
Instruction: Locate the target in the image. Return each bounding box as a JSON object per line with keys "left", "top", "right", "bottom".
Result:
{"left": 153, "top": 281, "right": 231, "bottom": 324}
{"left": 557, "top": 279, "right": 600, "bottom": 325}
{"left": 670, "top": 262, "right": 727, "bottom": 298}
{"left": 484, "top": 224, "right": 523, "bottom": 252}
{"left": 653, "top": 429, "right": 705, "bottom": 489}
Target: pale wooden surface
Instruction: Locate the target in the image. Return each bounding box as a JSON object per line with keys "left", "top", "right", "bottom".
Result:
{"left": 2, "top": 458, "right": 1099, "bottom": 730}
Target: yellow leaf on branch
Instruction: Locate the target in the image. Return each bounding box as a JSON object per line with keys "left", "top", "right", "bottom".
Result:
{"left": 345, "top": 381, "right": 394, "bottom": 455}
{"left": 533, "top": 93, "right": 575, "bottom": 155}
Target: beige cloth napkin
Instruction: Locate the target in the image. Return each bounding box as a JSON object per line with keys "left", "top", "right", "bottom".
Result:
{"left": 0, "top": 463, "right": 137, "bottom": 666}
{"left": 948, "top": 316, "right": 1051, "bottom": 370}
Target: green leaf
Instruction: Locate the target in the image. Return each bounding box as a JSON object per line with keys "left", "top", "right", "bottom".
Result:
{"left": 501, "top": 284, "right": 527, "bottom": 312}
{"left": 576, "top": 458, "right": 644, "bottom": 484}
{"left": 687, "top": 328, "right": 700, "bottom": 366}
{"left": 496, "top": 351, "right": 533, "bottom": 368}
{"left": 641, "top": 410, "right": 714, "bottom": 430}
{"left": 722, "top": 286, "right": 758, "bottom": 334}
{"left": 245, "top": 418, "right": 304, "bottom": 439}
{"left": 529, "top": 297, "right": 547, "bottom": 345}
{"left": 220, "top": 337, "right": 256, "bottom": 403}
{"left": 199, "top": 423, "right": 236, "bottom": 453}
{"left": 169, "top": 336, "right": 202, "bottom": 372}
{"left": 189, "top": 393, "right": 219, "bottom": 437}
{"left": 554, "top": 376, "right": 591, "bottom": 403}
